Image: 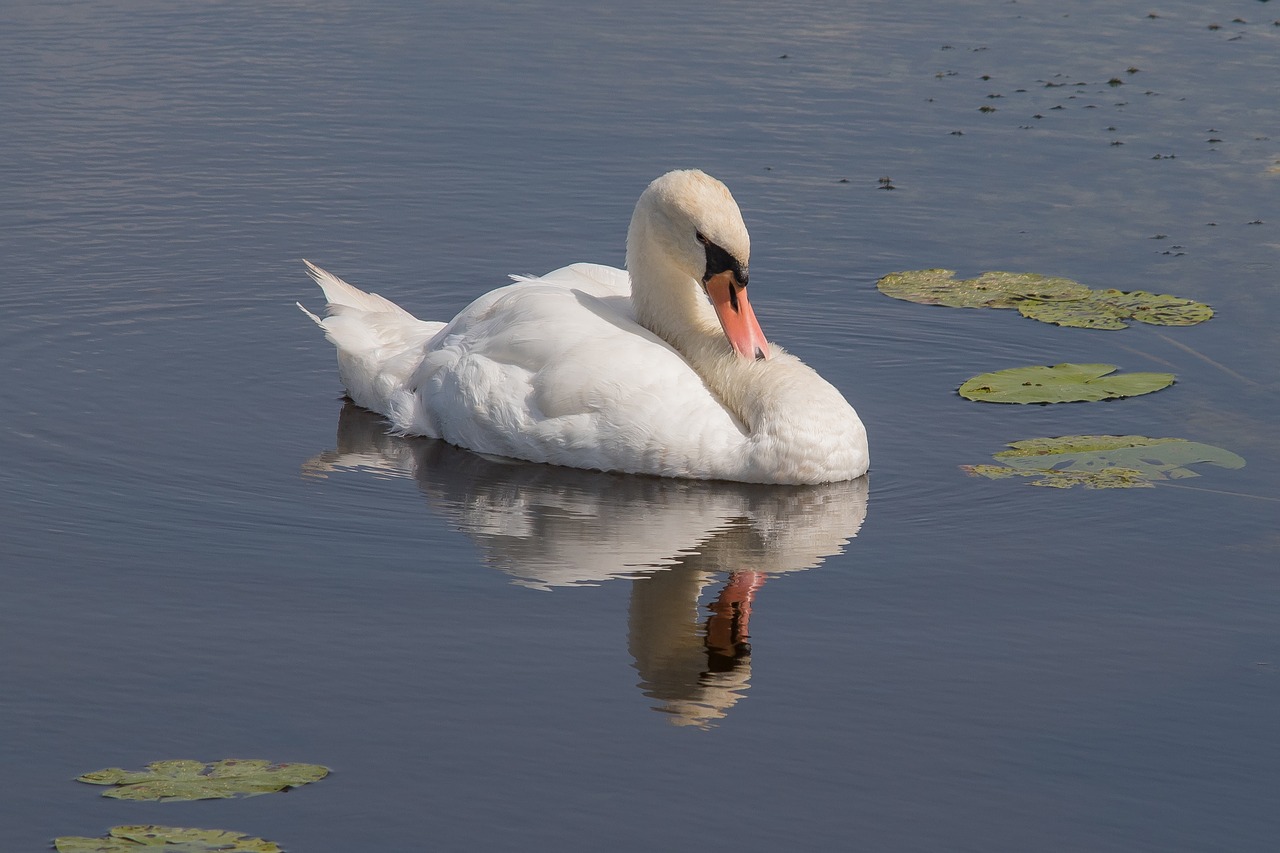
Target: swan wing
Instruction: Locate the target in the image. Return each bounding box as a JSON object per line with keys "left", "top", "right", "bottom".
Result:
{"left": 402, "top": 264, "right": 749, "bottom": 478}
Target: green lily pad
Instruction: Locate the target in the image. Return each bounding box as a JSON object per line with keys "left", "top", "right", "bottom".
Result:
{"left": 54, "top": 825, "right": 281, "bottom": 853}
{"left": 877, "top": 269, "right": 1092, "bottom": 308}
{"left": 877, "top": 270, "right": 1213, "bottom": 330}
{"left": 964, "top": 435, "right": 1245, "bottom": 488}
{"left": 77, "top": 759, "right": 329, "bottom": 802}
{"left": 958, "top": 363, "right": 1175, "bottom": 403}
{"left": 1017, "top": 289, "right": 1214, "bottom": 329}
{"left": 961, "top": 463, "right": 1154, "bottom": 489}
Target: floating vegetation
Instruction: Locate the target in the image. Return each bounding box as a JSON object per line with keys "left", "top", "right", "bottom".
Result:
{"left": 54, "top": 825, "right": 281, "bottom": 852}
{"left": 958, "top": 363, "right": 1174, "bottom": 403}
{"left": 876, "top": 269, "right": 1090, "bottom": 309}
{"left": 964, "top": 464, "right": 1153, "bottom": 489}
{"left": 876, "top": 269, "right": 1213, "bottom": 329}
{"left": 77, "top": 759, "right": 329, "bottom": 802}
{"left": 963, "top": 435, "right": 1245, "bottom": 488}
{"left": 1018, "top": 289, "right": 1214, "bottom": 329}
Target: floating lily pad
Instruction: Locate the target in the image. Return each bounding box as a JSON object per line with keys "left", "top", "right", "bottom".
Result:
{"left": 77, "top": 759, "right": 329, "bottom": 802}
{"left": 54, "top": 825, "right": 281, "bottom": 853}
{"left": 961, "top": 463, "right": 1153, "bottom": 489}
{"left": 876, "top": 269, "right": 1092, "bottom": 308}
{"left": 1017, "top": 288, "right": 1214, "bottom": 329}
{"left": 877, "top": 270, "right": 1212, "bottom": 330}
{"left": 958, "top": 363, "right": 1175, "bottom": 403}
{"left": 963, "top": 435, "right": 1245, "bottom": 488}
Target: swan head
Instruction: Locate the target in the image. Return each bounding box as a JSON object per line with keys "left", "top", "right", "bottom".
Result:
{"left": 627, "top": 170, "right": 770, "bottom": 361}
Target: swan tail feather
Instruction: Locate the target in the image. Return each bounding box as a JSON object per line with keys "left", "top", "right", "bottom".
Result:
{"left": 304, "top": 259, "right": 419, "bottom": 317}
{"left": 297, "top": 301, "right": 324, "bottom": 326}
{"left": 300, "top": 260, "right": 444, "bottom": 425}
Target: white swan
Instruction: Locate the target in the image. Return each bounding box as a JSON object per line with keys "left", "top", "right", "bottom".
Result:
{"left": 299, "top": 169, "right": 868, "bottom": 484}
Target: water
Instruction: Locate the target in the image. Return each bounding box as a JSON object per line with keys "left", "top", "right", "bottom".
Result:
{"left": 2, "top": 1, "right": 1278, "bottom": 850}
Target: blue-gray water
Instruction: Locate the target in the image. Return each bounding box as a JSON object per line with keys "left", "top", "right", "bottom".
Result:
{"left": 2, "top": 1, "right": 1278, "bottom": 850}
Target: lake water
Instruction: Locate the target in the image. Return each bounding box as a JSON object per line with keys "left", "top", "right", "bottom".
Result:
{"left": 2, "top": 1, "right": 1278, "bottom": 850}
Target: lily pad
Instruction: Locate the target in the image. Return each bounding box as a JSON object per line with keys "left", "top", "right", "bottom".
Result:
{"left": 1017, "top": 289, "right": 1214, "bottom": 329}
{"left": 958, "top": 363, "right": 1175, "bottom": 403}
{"left": 964, "top": 435, "right": 1245, "bottom": 488}
{"left": 54, "top": 825, "right": 281, "bottom": 853}
{"left": 876, "top": 270, "right": 1213, "bottom": 330}
{"left": 877, "top": 269, "right": 1092, "bottom": 308}
{"left": 77, "top": 759, "right": 329, "bottom": 802}
{"left": 961, "top": 463, "right": 1154, "bottom": 489}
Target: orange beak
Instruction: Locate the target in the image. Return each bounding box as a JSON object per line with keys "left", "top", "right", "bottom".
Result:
{"left": 705, "top": 270, "right": 770, "bottom": 361}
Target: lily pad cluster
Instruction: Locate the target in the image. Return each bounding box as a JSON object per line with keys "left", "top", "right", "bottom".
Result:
{"left": 877, "top": 269, "right": 1213, "bottom": 329}
{"left": 963, "top": 435, "right": 1246, "bottom": 489}
{"left": 77, "top": 759, "right": 330, "bottom": 802}
{"left": 55, "top": 825, "right": 281, "bottom": 853}
{"left": 52, "top": 758, "right": 330, "bottom": 852}
{"left": 876, "top": 269, "right": 1091, "bottom": 309}
{"left": 958, "top": 363, "right": 1174, "bottom": 404}
{"left": 875, "top": 263, "right": 1243, "bottom": 490}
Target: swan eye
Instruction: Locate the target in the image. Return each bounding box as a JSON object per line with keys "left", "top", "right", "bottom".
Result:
{"left": 695, "top": 231, "right": 709, "bottom": 245}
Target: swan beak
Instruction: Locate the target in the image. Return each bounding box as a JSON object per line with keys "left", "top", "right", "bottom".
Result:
{"left": 705, "top": 271, "right": 770, "bottom": 361}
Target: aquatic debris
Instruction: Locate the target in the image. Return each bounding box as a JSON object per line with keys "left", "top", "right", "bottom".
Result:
{"left": 958, "top": 363, "right": 1174, "bottom": 403}
{"left": 876, "top": 269, "right": 1212, "bottom": 329}
{"left": 76, "top": 759, "right": 329, "bottom": 802}
{"left": 54, "top": 825, "right": 281, "bottom": 852}
{"left": 963, "top": 435, "right": 1245, "bottom": 489}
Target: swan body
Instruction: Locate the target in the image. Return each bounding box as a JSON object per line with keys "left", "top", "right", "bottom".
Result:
{"left": 300, "top": 170, "right": 869, "bottom": 484}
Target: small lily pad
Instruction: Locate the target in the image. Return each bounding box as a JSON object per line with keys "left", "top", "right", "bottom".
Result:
{"left": 77, "top": 759, "right": 329, "bottom": 802}
{"left": 877, "top": 269, "right": 1092, "bottom": 308}
{"left": 54, "top": 825, "right": 281, "bottom": 852}
{"left": 964, "top": 435, "right": 1245, "bottom": 488}
{"left": 1017, "top": 288, "right": 1214, "bottom": 329}
{"left": 958, "top": 363, "right": 1175, "bottom": 403}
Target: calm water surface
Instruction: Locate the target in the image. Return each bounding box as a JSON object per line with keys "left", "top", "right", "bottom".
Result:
{"left": 2, "top": 1, "right": 1278, "bottom": 851}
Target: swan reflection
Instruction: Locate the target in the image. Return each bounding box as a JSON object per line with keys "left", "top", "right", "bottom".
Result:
{"left": 305, "top": 402, "right": 868, "bottom": 727}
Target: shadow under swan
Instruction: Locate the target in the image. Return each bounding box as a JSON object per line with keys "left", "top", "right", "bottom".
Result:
{"left": 304, "top": 402, "right": 870, "bottom": 728}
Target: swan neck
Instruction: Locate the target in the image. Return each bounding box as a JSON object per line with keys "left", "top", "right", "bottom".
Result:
{"left": 625, "top": 196, "right": 774, "bottom": 431}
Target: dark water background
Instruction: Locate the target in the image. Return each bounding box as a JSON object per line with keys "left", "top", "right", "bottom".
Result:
{"left": 2, "top": 1, "right": 1278, "bottom": 850}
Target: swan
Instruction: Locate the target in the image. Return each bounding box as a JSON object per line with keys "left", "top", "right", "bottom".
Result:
{"left": 299, "top": 169, "right": 869, "bottom": 484}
